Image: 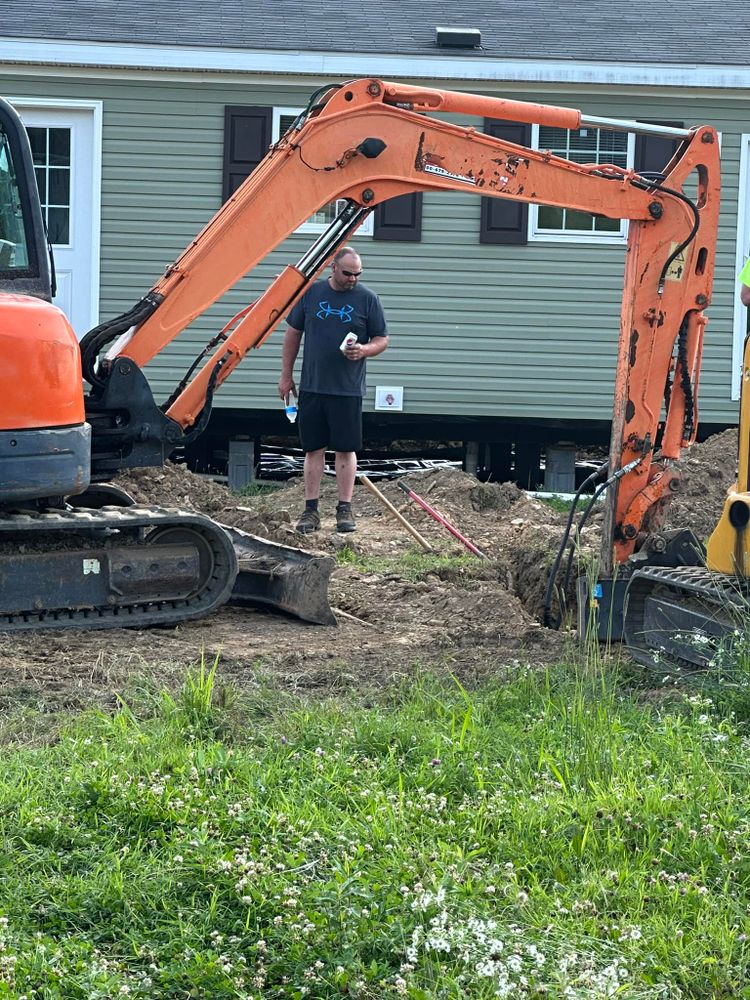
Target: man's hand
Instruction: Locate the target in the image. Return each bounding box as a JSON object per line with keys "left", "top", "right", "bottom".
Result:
{"left": 278, "top": 374, "right": 296, "bottom": 400}
{"left": 344, "top": 342, "right": 365, "bottom": 361}
{"left": 345, "top": 335, "right": 388, "bottom": 361}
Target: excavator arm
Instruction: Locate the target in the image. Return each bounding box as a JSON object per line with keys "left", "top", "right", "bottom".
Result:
{"left": 80, "top": 78, "right": 720, "bottom": 581}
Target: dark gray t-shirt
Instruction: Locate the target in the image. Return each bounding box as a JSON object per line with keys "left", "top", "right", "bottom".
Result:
{"left": 287, "top": 280, "right": 387, "bottom": 397}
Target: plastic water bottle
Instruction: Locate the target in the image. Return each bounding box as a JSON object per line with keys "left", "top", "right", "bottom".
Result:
{"left": 284, "top": 391, "right": 298, "bottom": 423}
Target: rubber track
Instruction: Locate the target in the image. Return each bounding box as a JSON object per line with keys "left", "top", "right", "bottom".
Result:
{"left": 0, "top": 505, "right": 238, "bottom": 632}
{"left": 624, "top": 564, "right": 749, "bottom": 671}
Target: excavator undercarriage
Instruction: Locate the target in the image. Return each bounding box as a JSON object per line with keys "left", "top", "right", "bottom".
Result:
{"left": 0, "top": 504, "right": 336, "bottom": 630}
{"left": 623, "top": 565, "right": 750, "bottom": 671}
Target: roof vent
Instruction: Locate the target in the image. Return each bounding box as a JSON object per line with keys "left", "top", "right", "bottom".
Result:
{"left": 435, "top": 26, "right": 481, "bottom": 49}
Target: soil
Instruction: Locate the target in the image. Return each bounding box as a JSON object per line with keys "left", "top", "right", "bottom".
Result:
{"left": 664, "top": 428, "right": 739, "bottom": 540}
{"left": 0, "top": 429, "right": 740, "bottom": 710}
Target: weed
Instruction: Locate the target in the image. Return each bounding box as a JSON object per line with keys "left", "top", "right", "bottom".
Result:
{"left": 540, "top": 494, "right": 576, "bottom": 513}
{"left": 336, "top": 545, "right": 478, "bottom": 581}
{"left": 232, "top": 480, "right": 285, "bottom": 499}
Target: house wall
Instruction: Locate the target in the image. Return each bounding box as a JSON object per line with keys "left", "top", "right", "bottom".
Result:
{"left": 1, "top": 66, "right": 745, "bottom": 437}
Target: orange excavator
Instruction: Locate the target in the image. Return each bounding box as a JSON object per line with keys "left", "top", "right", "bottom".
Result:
{"left": 0, "top": 78, "right": 737, "bottom": 662}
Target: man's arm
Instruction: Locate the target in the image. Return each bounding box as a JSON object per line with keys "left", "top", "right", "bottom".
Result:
{"left": 742, "top": 285, "right": 750, "bottom": 308}
{"left": 278, "top": 325, "right": 303, "bottom": 399}
{"left": 344, "top": 335, "right": 389, "bottom": 361}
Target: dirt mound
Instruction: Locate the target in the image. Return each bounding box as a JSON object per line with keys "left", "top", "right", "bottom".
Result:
{"left": 115, "top": 464, "right": 235, "bottom": 513}
{"left": 114, "top": 465, "right": 296, "bottom": 543}
{"left": 664, "top": 428, "right": 738, "bottom": 540}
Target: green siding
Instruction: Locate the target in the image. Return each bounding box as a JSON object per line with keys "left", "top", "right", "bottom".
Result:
{"left": 1, "top": 69, "right": 744, "bottom": 426}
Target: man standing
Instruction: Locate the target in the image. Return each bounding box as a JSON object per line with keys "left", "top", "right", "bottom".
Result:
{"left": 278, "top": 247, "right": 389, "bottom": 534}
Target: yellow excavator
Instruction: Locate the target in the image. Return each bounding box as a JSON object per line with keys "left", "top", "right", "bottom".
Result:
{"left": 0, "top": 78, "right": 744, "bottom": 665}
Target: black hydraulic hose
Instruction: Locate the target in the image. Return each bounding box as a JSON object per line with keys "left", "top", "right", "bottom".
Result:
{"left": 596, "top": 169, "right": 700, "bottom": 296}
{"left": 556, "top": 474, "right": 620, "bottom": 629}
{"left": 543, "top": 462, "right": 608, "bottom": 628}
{"left": 543, "top": 453, "right": 650, "bottom": 630}
{"left": 284, "top": 83, "right": 342, "bottom": 136}
{"left": 629, "top": 176, "right": 700, "bottom": 294}
{"left": 80, "top": 292, "right": 162, "bottom": 390}
{"left": 179, "top": 357, "right": 223, "bottom": 445}
{"left": 676, "top": 315, "right": 696, "bottom": 439}
{"left": 161, "top": 323, "right": 233, "bottom": 414}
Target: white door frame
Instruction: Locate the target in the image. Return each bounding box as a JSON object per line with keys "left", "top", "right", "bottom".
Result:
{"left": 732, "top": 133, "right": 750, "bottom": 402}
{"left": 10, "top": 96, "right": 102, "bottom": 332}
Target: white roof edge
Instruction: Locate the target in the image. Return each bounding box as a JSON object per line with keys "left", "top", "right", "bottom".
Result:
{"left": 1, "top": 37, "right": 750, "bottom": 89}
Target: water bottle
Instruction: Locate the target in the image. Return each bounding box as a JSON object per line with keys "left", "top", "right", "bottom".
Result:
{"left": 284, "top": 391, "right": 298, "bottom": 423}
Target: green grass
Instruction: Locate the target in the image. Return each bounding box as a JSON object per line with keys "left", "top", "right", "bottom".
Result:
{"left": 232, "top": 481, "right": 287, "bottom": 499}
{"left": 539, "top": 494, "right": 576, "bottom": 513}
{"left": 0, "top": 658, "right": 750, "bottom": 997}
{"left": 336, "top": 546, "right": 480, "bottom": 581}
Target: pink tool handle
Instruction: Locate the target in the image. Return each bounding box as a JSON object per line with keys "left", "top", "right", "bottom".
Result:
{"left": 398, "top": 481, "right": 486, "bottom": 558}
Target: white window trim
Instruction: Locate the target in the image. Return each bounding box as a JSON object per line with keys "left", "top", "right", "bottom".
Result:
{"left": 272, "top": 107, "right": 373, "bottom": 237}
{"left": 527, "top": 123, "right": 635, "bottom": 246}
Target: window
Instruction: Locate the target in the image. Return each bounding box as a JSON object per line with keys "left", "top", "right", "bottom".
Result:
{"left": 0, "top": 125, "right": 30, "bottom": 270}
{"left": 273, "top": 108, "right": 373, "bottom": 237}
{"left": 529, "top": 124, "right": 635, "bottom": 244}
{"left": 28, "top": 126, "right": 71, "bottom": 245}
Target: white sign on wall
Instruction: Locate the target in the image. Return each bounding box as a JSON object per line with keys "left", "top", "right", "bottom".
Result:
{"left": 375, "top": 386, "right": 404, "bottom": 411}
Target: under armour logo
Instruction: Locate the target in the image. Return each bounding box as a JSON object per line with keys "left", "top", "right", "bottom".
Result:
{"left": 317, "top": 301, "right": 354, "bottom": 323}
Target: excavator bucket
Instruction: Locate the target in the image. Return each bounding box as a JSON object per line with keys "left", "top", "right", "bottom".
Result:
{"left": 220, "top": 523, "right": 337, "bottom": 626}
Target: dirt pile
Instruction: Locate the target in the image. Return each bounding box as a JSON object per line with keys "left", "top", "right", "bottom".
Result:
{"left": 664, "top": 428, "right": 738, "bottom": 540}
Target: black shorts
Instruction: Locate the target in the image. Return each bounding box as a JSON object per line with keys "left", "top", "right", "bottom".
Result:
{"left": 298, "top": 391, "right": 363, "bottom": 453}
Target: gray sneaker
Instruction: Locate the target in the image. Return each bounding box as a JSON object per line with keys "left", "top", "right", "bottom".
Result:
{"left": 296, "top": 508, "right": 321, "bottom": 534}
{"left": 336, "top": 503, "right": 356, "bottom": 533}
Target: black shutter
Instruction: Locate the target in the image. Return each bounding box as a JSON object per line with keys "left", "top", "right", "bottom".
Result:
{"left": 480, "top": 119, "right": 531, "bottom": 245}
{"left": 222, "top": 106, "right": 272, "bottom": 202}
{"left": 634, "top": 122, "right": 684, "bottom": 176}
{"left": 373, "top": 192, "right": 422, "bottom": 241}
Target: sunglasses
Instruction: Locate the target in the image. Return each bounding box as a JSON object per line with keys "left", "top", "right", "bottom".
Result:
{"left": 340, "top": 268, "right": 362, "bottom": 277}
